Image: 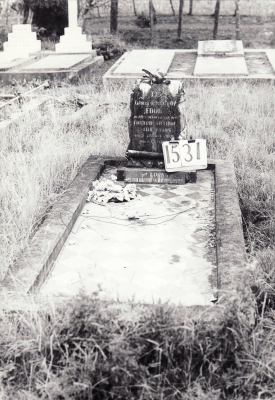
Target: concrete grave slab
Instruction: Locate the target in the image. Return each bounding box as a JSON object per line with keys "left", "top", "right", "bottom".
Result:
{"left": 266, "top": 50, "right": 275, "bottom": 74}
{"left": 113, "top": 49, "right": 175, "bottom": 76}
{"left": 40, "top": 168, "right": 216, "bottom": 306}
{"left": 193, "top": 56, "right": 249, "bottom": 76}
{"left": 0, "top": 56, "right": 36, "bottom": 70}
{"left": 22, "top": 54, "right": 92, "bottom": 70}
{"left": 104, "top": 49, "right": 275, "bottom": 86}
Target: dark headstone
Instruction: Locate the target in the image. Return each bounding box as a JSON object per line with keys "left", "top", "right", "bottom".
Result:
{"left": 128, "top": 78, "right": 186, "bottom": 157}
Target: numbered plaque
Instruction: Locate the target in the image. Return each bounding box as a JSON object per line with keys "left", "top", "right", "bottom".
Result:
{"left": 162, "top": 139, "right": 207, "bottom": 172}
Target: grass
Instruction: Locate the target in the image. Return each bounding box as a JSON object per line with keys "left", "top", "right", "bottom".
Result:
{"left": 0, "top": 278, "right": 273, "bottom": 399}
{"left": 0, "top": 43, "right": 275, "bottom": 398}
{"left": 0, "top": 83, "right": 130, "bottom": 280}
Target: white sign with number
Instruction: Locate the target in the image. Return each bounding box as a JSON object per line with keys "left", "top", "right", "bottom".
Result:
{"left": 162, "top": 139, "right": 207, "bottom": 172}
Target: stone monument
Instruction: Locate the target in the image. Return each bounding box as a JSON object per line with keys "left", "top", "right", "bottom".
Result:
{"left": 118, "top": 70, "right": 196, "bottom": 184}
{"left": 0, "top": 24, "right": 41, "bottom": 62}
{"left": 126, "top": 69, "right": 186, "bottom": 168}
{"left": 56, "top": 0, "right": 92, "bottom": 53}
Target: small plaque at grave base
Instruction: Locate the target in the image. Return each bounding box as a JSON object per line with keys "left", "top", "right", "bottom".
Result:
{"left": 117, "top": 168, "right": 196, "bottom": 184}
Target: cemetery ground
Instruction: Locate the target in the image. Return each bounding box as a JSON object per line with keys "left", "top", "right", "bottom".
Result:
{"left": 1, "top": 76, "right": 275, "bottom": 398}
{"left": 0, "top": 14, "right": 274, "bottom": 54}
{"left": 87, "top": 14, "right": 275, "bottom": 51}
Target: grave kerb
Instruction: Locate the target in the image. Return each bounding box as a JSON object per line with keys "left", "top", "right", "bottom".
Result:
{"left": 0, "top": 156, "right": 246, "bottom": 315}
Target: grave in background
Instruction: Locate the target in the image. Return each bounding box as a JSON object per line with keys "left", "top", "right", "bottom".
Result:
{"left": 0, "top": 0, "right": 103, "bottom": 83}
{"left": 103, "top": 41, "right": 275, "bottom": 85}
{"left": 0, "top": 24, "right": 41, "bottom": 63}
{"left": 194, "top": 40, "right": 248, "bottom": 76}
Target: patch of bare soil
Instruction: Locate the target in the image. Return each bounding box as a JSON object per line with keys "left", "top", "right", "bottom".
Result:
{"left": 245, "top": 52, "right": 274, "bottom": 75}
{"left": 169, "top": 52, "right": 197, "bottom": 75}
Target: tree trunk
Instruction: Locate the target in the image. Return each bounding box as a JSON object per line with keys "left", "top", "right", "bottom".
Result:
{"left": 110, "top": 0, "right": 118, "bottom": 33}
{"left": 27, "top": 8, "right": 33, "bottom": 24}
{"left": 149, "top": 0, "right": 155, "bottom": 46}
{"left": 188, "top": 0, "right": 193, "bottom": 16}
{"left": 169, "top": 0, "right": 176, "bottom": 19}
{"left": 132, "top": 0, "right": 137, "bottom": 16}
{"left": 22, "top": 0, "right": 29, "bottom": 23}
{"left": 235, "top": 0, "right": 240, "bottom": 40}
{"left": 213, "top": 0, "right": 220, "bottom": 39}
{"left": 178, "top": 0, "right": 184, "bottom": 39}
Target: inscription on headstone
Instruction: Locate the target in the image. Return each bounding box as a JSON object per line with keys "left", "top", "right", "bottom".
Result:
{"left": 203, "top": 40, "right": 236, "bottom": 54}
{"left": 128, "top": 78, "right": 186, "bottom": 154}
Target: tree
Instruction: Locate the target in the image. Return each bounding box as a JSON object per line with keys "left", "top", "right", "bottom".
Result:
{"left": 110, "top": 0, "right": 118, "bottom": 33}
{"left": 188, "top": 0, "right": 193, "bottom": 16}
{"left": 178, "top": 0, "right": 184, "bottom": 39}
{"left": 31, "top": 0, "right": 68, "bottom": 36}
{"left": 78, "top": 0, "right": 109, "bottom": 25}
{"left": 132, "top": 0, "right": 136, "bottom": 16}
{"left": 169, "top": 0, "right": 176, "bottom": 19}
{"left": 213, "top": 0, "right": 220, "bottom": 39}
{"left": 235, "top": 0, "right": 240, "bottom": 39}
{"left": 149, "top": 0, "right": 156, "bottom": 46}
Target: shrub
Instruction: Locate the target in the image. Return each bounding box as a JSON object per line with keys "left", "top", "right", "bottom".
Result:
{"left": 135, "top": 12, "right": 157, "bottom": 28}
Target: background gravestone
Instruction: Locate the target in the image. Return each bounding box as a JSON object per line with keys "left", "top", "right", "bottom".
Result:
{"left": 128, "top": 76, "right": 186, "bottom": 167}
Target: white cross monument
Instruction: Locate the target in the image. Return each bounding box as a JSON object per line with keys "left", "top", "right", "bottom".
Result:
{"left": 56, "top": 0, "right": 92, "bottom": 53}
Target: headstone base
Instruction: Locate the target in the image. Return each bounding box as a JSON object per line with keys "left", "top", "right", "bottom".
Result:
{"left": 117, "top": 168, "right": 196, "bottom": 184}
{"left": 56, "top": 27, "right": 92, "bottom": 54}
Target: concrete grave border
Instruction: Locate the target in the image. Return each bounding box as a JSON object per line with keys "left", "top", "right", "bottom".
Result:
{"left": 103, "top": 49, "right": 275, "bottom": 86}
{"left": 1, "top": 156, "right": 246, "bottom": 301}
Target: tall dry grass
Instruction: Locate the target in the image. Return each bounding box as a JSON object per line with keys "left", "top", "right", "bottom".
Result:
{"left": 0, "top": 84, "right": 130, "bottom": 279}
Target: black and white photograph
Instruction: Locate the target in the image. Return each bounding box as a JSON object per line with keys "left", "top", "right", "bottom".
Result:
{"left": 0, "top": 0, "right": 274, "bottom": 398}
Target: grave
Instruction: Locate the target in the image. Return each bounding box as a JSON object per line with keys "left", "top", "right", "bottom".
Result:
{"left": 103, "top": 41, "right": 275, "bottom": 85}
{"left": 0, "top": 74, "right": 246, "bottom": 311}
{"left": 0, "top": 0, "right": 103, "bottom": 83}
{"left": 193, "top": 40, "right": 248, "bottom": 76}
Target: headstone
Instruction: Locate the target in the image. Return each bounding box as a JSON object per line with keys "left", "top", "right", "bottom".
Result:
{"left": 198, "top": 40, "right": 244, "bottom": 57}
{"left": 128, "top": 76, "right": 186, "bottom": 156}
{"left": 0, "top": 24, "right": 41, "bottom": 62}
{"left": 123, "top": 71, "right": 195, "bottom": 183}
{"left": 56, "top": 0, "right": 92, "bottom": 53}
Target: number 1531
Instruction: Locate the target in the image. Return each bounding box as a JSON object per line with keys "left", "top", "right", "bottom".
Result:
{"left": 162, "top": 139, "right": 207, "bottom": 172}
